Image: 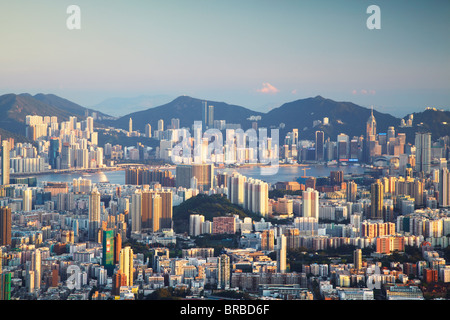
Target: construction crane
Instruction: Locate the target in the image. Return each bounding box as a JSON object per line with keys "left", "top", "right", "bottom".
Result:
{"left": 301, "top": 167, "right": 310, "bottom": 177}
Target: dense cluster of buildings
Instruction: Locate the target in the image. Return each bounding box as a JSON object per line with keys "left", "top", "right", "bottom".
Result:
{"left": 0, "top": 108, "right": 449, "bottom": 301}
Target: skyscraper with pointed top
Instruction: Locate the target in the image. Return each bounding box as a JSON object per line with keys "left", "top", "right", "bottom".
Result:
{"left": 365, "top": 106, "right": 377, "bottom": 162}
{"left": 366, "top": 106, "right": 377, "bottom": 137}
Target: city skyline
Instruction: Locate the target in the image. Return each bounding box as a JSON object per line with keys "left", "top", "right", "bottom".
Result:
{"left": 1, "top": 0, "right": 450, "bottom": 306}
{"left": 0, "top": 105, "right": 449, "bottom": 302}
{"left": 0, "top": 1, "right": 449, "bottom": 116}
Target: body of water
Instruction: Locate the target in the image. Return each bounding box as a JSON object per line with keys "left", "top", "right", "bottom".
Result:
{"left": 29, "top": 164, "right": 368, "bottom": 186}
{"left": 216, "top": 164, "right": 367, "bottom": 184}
{"left": 31, "top": 170, "right": 125, "bottom": 185}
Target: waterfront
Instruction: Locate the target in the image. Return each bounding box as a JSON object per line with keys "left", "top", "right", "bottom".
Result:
{"left": 29, "top": 164, "right": 368, "bottom": 186}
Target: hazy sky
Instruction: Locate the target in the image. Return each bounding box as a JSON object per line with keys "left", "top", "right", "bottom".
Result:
{"left": 0, "top": 0, "right": 449, "bottom": 116}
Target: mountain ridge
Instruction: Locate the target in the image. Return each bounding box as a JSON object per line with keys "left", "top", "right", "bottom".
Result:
{"left": 0, "top": 92, "right": 448, "bottom": 145}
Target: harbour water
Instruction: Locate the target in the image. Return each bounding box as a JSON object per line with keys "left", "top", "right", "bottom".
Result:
{"left": 29, "top": 164, "right": 368, "bottom": 186}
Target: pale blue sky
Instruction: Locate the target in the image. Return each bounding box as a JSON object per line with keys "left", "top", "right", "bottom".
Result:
{"left": 0, "top": 0, "right": 449, "bottom": 116}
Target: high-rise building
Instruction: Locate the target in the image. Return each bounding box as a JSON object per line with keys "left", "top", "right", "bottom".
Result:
{"left": 1, "top": 140, "right": 10, "bottom": 185}
{"left": 49, "top": 137, "right": 60, "bottom": 169}
{"left": 244, "top": 178, "right": 269, "bottom": 217}
{"left": 128, "top": 118, "right": 133, "bottom": 133}
{"left": 366, "top": 107, "right": 377, "bottom": 138}
{"left": 439, "top": 168, "right": 450, "bottom": 208}
{"left": 145, "top": 124, "right": 152, "bottom": 138}
{"left": 261, "top": 229, "right": 275, "bottom": 251}
{"left": 330, "top": 171, "right": 344, "bottom": 186}
{"left": 228, "top": 172, "right": 246, "bottom": 207}
{"left": 337, "top": 133, "right": 349, "bottom": 160}
{"left": 0, "top": 272, "right": 11, "bottom": 300}
{"left": 102, "top": 229, "right": 115, "bottom": 275}
{"left": 208, "top": 105, "right": 214, "bottom": 128}
{"left": 141, "top": 191, "right": 162, "bottom": 233}
{"left": 114, "top": 233, "right": 122, "bottom": 265}
{"left": 176, "top": 164, "right": 214, "bottom": 191}
{"left": 315, "top": 131, "right": 324, "bottom": 161}
{"left": 89, "top": 188, "right": 101, "bottom": 241}
{"left": 113, "top": 270, "right": 128, "bottom": 296}
{"left": 365, "top": 107, "right": 377, "bottom": 162}
{"left": 119, "top": 246, "right": 134, "bottom": 287}
{"left": 22, "top": 188, "right": 32, "bottom": 212}
{"left": 302, "top": 188, "right": 319, "bottom": 219}
{"left": 189, "top": 214, "right": 205, "bottom": 237}
{"left": 276, "top": 234, "right": 287, "bottom": 273}
{"left": 171, "top": 118, "right": 180, "bottom": 130}
{"left": 347, "top": 181, "right": 357, "bottom": 202}
{"left": 86, "top": 116, "right": 94, "bottom": 133}
{"left": 370, "top": 179, "right": 384, "bottom": 220}
{"left": 415, "top": 132, "right": 432, "bottom": 174}
{"left": 31, "top": 249, "right": 41, "bottom": 292}
{"left": 218, "top": 254, "right": 231, "bottom": 289}
{"left": 141, "top": 188, "right": 172, "bottom": 233}
{"left": 131, "top": 190, "right": 142, "bottom": 233}
{"left": 0, "top": 207, "right": 11, "bottom": 246}
{"left": 353, "top": 249, "right": 362, "bottom": 270}
{"left": 158, "top": 119, "right": 164, "bottom": 132}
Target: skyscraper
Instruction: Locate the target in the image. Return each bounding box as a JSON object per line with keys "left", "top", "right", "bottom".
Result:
{"left": 158, "top": 119, "right": 164, "bottom": 132}
{"left": 244, "top": 178, "right": 269, "bottom": 217}
{"left": 114, "top": 233, "right": 122, "bottom": 265}
{"left": 261, "top": 229, "right": 275, "bottom": 251}
{"left": 22, "top": 188, "right": 32, "bottom": 212}
{"left": 415, "top": 132, "right": 432, "bottom": 174}
{"left": 49, "top": 137, "right": 60, "bottom": 169}
{"left": 89, "top": 188, "right": 101, "bottom": 241}
{"left": 31, "top": 249, "right": 41, "bottom": 292}
{"left": 302, "top": 188, "right": 319, "bottom": 219}
{"left": 370, "top": 179, "right": 384, "bottom": 220}
{"left": 366, "top": 106, "right": 377, "bottom": 138}
{"left": 208, "top": 105, "right": 214, "bottom": 128}
{"left": 315, "top": 131, "right": 324, "bottom": 161}
{"left": 0, "top": 207, "right": 11, "bottom": 246}
{"left": 276, "top": 234, "right": 287, "bottom": 273}
{"left": 202, "top": 101, "right": 208, "bottom": 128}
{"left": 141, "top": 188, "right": 173, "bottom": 233}
{"left": 218, "top": 254, "right": 231, "bottom": 289}
{"left": 189, "top": 214, "right": 205, "bottom": 237}
{"left": 119, "top": 246, "right": 134, "bottom": 287}
{"left": 176, "top": 164, "right": 214, "bottom": 191}
{"left": 337, "top": 133, "right": 349, "bottom": 160}
{"left": 145, "top": 123, "right": 152, "bottom": 138}
{"left": 141, "top": 191, "right": 161, "bottom": 233}
{"left": 439, "top": 168, "right": 450, "bottom": 208}
{"left": 131, "top": 189, "right": 142, "bottom": 233}
{"left": 128, "top": 117, "right": 133, "bottom": 133}
{"left": 102, "top": 229, "right": 115, "bottom": 275}
{"left": 365, "top": 107, "right": 377, "bottom": 162}
{"left": 113, "top": 270, "right": 128, "bottom": 296}
{"left": 353, "top": 249, "right": 362, "bottom": 271}
{"left": 347, "top": 181, "right": 357, "bottom": 203}
{"left": 0, "top": 272, "right": 11, "bottom": 300}
{"left": 1, "top": 140, "right": 10, "bottom": 185}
